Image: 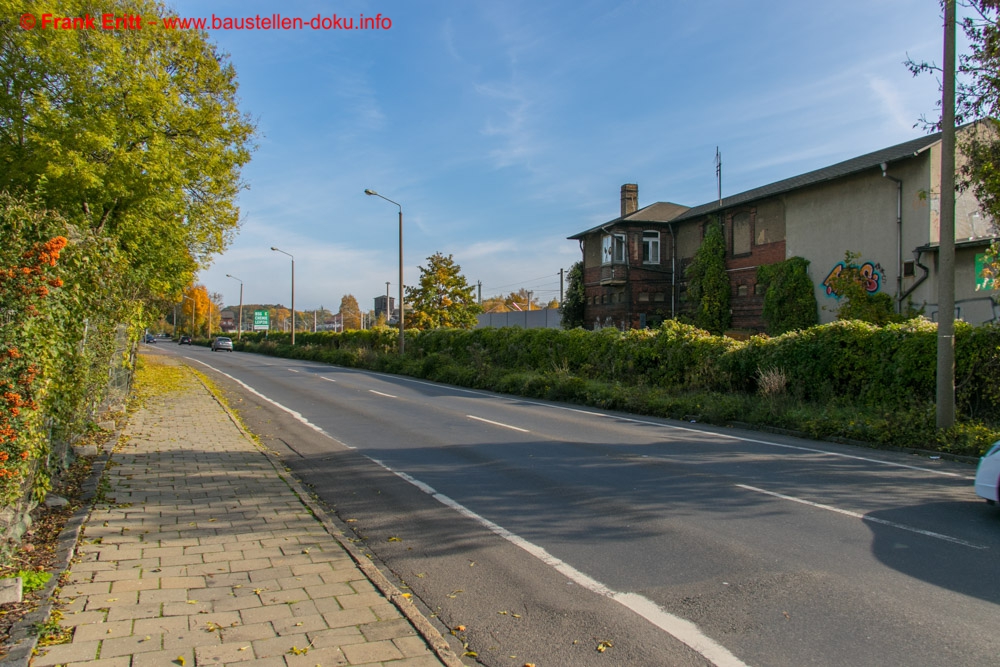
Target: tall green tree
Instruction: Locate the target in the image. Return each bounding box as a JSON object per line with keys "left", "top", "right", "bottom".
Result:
{"left": 560, "top": 261, "right": 586, "bottom": 329}
{"left": 0, "top": 0, "right": 256, "bottom": 300}
{"left": 757, "top": 257, "right": 819, "bottom": 334}
{"left": 685, "top": 218, "right": 730, "bottom": 334}
{"left": 339, "top": 294, "right": 362, "bottom": 330}
{"left": 406, "top": 252, "right": 481, "bottom": 330}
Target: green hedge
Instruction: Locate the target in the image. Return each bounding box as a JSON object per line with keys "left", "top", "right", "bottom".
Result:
{"left": 234, "top": 319, "right": 1000, "bottom": 455}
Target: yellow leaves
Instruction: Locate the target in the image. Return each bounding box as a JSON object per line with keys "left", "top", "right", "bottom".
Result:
{"left": 185, "top": 600, "right": 198, "bottom": 604}
{"left": 288, "top": 646, "right": 309, "bottom": 655}
{"left": 463, "top": 651, "right": 478, "bottom": 658}
{"left": 596, "top": 640, "right": 613, "bottom": 653}
{"left": 387, "top": 536, "right": 402, "bottom": 542}
{"left": 454, "top": 625, "right": 466, "bottom": 632}
{"left": 175, "top": 657, "right": 186, "bottom": 666}
{"left": 400, "top": 593, "right": 412, "bottom": 599}
{"left": 446, "top": 589, "right": 464, "bottom": 599}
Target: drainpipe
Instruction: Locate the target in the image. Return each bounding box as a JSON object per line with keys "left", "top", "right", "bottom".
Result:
{"left": 668, "top": 223, "right": 677, "bottom": 319}
{"left": 899, "top": 248, "right": 930, "bottom": 303}
{"left": 881, "top": 162, "right": 903, "bottom": 313}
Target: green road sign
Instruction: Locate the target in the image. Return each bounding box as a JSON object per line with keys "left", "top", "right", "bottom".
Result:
{"left": 253, "top": 310, "right": 270, "bottom": 330}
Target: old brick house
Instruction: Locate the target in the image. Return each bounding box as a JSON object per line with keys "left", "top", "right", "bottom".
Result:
{"left": 569, "top": 131, "right": 999, "bottom": 331}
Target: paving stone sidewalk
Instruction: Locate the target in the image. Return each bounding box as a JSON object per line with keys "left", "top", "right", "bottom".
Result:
{"left": 33, "top": 356, "right": 454, "bottom": 667}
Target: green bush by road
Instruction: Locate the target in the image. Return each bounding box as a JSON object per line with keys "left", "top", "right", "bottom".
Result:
{"left": 230, "top": 319, "right": 1000, "bottom": 458}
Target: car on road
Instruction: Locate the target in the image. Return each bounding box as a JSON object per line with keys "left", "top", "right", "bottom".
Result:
{"left": 144, "top": 334, "right": 156, "bottom": 344}
{"left": 974, "top": 440, "right": 1000, "bottom": 504}
{"left": 178, "top": 335, "right": 192, "bottom": 345}
{"left": 211, "top": 336, "right": 233, "bottom": 352}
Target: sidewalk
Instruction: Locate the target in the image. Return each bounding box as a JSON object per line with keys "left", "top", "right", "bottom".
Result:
{"left": 30, "top": 355, "right": 458, "bottom": 667}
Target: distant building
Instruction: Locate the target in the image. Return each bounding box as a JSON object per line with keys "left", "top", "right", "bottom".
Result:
{"left": 569, "top": 129, "right": 999, "bottom": 331}
{"left": 374, "top": 295, "right": 398, "bottom": 323}
{"left": 219, "top": 310, "right": 236, "bottom": 332}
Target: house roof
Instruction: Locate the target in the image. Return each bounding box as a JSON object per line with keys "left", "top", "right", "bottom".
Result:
{"left": 567, "top": 201, "right": 690, "bottom": 239}
{"left": 671, "top": 131, "right": 942, "bottom": 222}
{"left": 568, "top": 131, "right": 943, "bottom": 239}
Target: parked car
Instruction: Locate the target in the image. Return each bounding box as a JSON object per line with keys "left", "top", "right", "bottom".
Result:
{"left": 178, "top": 335, "right": 192, "bottom": 345}
{"left": 974, "top": 440, "right": 1000, "bottom": 504}
{"left": 211, "top": 336, "right": 233, "bottom": 352}
{"left": 144, "top": 334, "right": 156, "bottom": 344}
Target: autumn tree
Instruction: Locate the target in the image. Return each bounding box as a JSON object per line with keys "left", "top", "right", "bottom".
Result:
{"left": 180, "top": 285, "right": 218, "bottom": 338}
{"left": 406, "top": 253, "right": 481, "bottom": 329}
{"left": 340, "top": 295, "right": 362, "bottom": 330}
{"left": 560, "top": 262, "right": 586, "bottom": 329}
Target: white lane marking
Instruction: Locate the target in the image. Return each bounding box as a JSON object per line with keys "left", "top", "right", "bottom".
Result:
{"left": 369, "top": 459, "right": 748, "bottom": 667}
{"left": 320, "top": 377, "right": 336, "bottom": 383}
{"left": 388, "top": 376, "right": 969, "bottom": 479}
{"left": 288, "top": 369, "right": 300, "bottom": 373}
{"left": 183, "top": 358, "right": 356, "bottom": 449}
{"left": 736, "top": 484, "right": 987, "bottom": 550}
{"left": 467, "top": 415, "right": 529, "bottom": 433}
{"left": 369, "top": 390, "right": 397, "bottom": 398}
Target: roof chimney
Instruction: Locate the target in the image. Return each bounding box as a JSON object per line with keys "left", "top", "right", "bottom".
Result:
{"left": 620, "top": 183, "right": 638, "bottom": 218}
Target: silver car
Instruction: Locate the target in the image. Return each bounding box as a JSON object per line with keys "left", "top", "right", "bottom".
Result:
{"left": 211, "top": 336, "right": 234, "bottom": 352}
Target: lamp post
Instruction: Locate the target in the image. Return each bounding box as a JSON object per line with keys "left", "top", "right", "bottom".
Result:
{"left": 225, "top": 274, "right": 244, "bottom": 342}
{"left": 365, "top": 189, "right": 405, "bottom": 354}
{"left": 270, "top": 247, "right": 295, "bottom": 345}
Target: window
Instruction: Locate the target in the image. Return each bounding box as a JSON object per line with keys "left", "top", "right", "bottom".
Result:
{"left": 638, "top": 292, "right": 650, "bottom": 302}
{"left": 754, "top": 283, "right": 766, "bottom": 295}
{"left": 601, "top": 233, "right": 627, "bottom": 265}
{"left": 732, "top": 211, "right": 751, "bottom": 255}
{"left": 903, "top": 260, "right": 915, "bottom": 277}
{"left": 642, "top": 231, "right": 660, "bottom": 264}
{"left": 737, "top": 284, "right": 749, "bottom": 297}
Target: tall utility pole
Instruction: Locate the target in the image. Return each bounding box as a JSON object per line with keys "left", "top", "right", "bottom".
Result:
{"left": 477, "top": 280, "right": 482, "bottom": 305}
{"left": 559, "top": 268, "right": 564, "bottom": 303}
{"left": 715, "top": 147, "right": 722, "bottom": 206}
{"left": 937, "top": 0, "right": 957, "bottom": 429}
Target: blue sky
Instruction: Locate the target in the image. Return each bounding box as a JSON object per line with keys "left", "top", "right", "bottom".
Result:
{"left": 178, "top": 0, "right": 950, "bottom": 313}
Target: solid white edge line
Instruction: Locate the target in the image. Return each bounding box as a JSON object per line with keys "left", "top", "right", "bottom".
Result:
{"left": 369, "top": 389, "right": 397, "bottom": 398}
{"left": 736, "top": 484, "right": 987, "bottom": 550}
{"left": 367, "top": 459, "right": 748, "bottom": 667}
{"left": 183, "top": 357, "right": 356, "bottom": 449}
{"left": 466, "top": 415, "right": 529, "bottom": 433}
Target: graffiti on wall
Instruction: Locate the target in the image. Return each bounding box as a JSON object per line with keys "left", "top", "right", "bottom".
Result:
{"left": 823, "top": 260, "right": 884, "bottom": 297}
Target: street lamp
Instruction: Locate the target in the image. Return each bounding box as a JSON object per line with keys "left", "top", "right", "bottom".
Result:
{"left": 270, "top": 247, "right": 295, "bottom": 345}
{"left": 365, "top": 189, "right": 405, "bottom": 354}
{"left": 225, "top": 274, "right": 244, "bottom": 342}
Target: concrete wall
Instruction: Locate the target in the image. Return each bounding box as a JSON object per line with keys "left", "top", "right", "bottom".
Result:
{"left": 476, "top": 308, "right": 563, "bottom": 329}
{"left": 785, "top": 153, "right": 932, "bottom": 323}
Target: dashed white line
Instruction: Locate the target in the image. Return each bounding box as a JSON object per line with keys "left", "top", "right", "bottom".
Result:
{"left": 287, "top": 369, "right": 300, "bottom": 373}
{"left": 736, "top": 484, "right": 987, "bottom": 549}
{"left": 369, "top": 459, "right": 747, "bottom": 667}
{"left": 467, "top": 415, "right": 529, "bottom": 433}
{"left": 369, "top": 390, "right": 397, "bottom": 398}
{"left": 320, "top": 377, "right": 336, "bottom": 383}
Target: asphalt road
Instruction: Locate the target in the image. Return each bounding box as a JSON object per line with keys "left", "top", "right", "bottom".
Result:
{"left": 150, "top": 341, "right": 1000, "bottom": 667}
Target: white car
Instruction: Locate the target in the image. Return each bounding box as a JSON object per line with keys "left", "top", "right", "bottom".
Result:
{"left": 974, "top": 440, "right": 1000, "bottom": 504}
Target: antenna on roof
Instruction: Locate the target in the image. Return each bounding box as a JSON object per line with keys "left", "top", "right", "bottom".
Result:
{"left": 715, "top": 146, "right": 722, "bottom": 207}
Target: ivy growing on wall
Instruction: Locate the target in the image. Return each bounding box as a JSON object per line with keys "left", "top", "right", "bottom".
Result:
{"left": 684, "top": 217, "right": 731, "bottom": 335}
{"left": 757, "top": 256, "right": 819, "bottom": 335}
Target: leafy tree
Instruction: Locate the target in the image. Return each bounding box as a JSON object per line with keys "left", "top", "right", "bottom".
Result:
{"left": 757, "top": 257, "right": 819, "bottom": 334}
{"left": 546, "top": 298, "right": 560, "bottom": 309}
{"left": 340, "top": 294, "right": 362, "bottom": 330}
{"left": 481, "top": 296, "right": 509, "bottom": 313}
{"left": 560, "top": 261, "right": 586, "bottom": 329}
{"left": 406, "top": 252, "right": 481, "bottom": 330}
{"left": 180, "top": 285, "right": 217, "bottom": 338}
{"left": 685, "top": 218, "right": 731, "bottom": 334}
{"left": 0, "top": 0, "right": 256, "bottom": 301}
